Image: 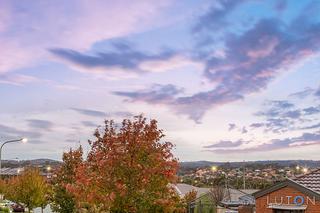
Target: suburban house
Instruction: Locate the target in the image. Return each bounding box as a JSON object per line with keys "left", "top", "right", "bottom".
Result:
{"left": 174, "top": 183, "right": 257, "bottom": 212}
{"left": 254, "top": 168, "right": 320, "bottom": 213}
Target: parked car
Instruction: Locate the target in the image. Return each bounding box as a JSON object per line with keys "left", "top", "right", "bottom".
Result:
{"left": 12, "top": 204, "right": 25, "bottom": 212}
{"left": 3, "top": 199, "right": 15, "bottom": 207}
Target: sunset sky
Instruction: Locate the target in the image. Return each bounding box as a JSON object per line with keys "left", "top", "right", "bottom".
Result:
{"left": 0, "top": 0, "right": 319, "bottom": 161}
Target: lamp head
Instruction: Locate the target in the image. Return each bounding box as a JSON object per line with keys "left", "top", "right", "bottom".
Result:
{"left": 21, "top": 138, "right": 28, "bottom": 143}
{"left": 303, "top": 167, "right": 308, "bottom": 173}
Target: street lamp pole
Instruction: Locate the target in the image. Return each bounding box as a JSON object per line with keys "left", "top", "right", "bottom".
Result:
{"left": 0, "top": 138, "right": 27, "bottom": 178}
{"left": 243, "top": 161, "right": 246, "bottom": 190}
{"left": 222, "top": 171, "right": 228, "bottom": 189}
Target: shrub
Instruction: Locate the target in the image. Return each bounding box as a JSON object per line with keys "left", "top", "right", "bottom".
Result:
{"left": 0, "top": 206, "right": 10, "bottom": 213}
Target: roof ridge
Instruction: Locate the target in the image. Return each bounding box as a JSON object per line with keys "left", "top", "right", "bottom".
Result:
{"left": 294, "top": 167, "right": 320, "bottom": 180}
{"left": 287, "top": 178, "right": 320, "bottom": 195}
{"left": 254, "top": 179, "right": 320, "bottom": 199}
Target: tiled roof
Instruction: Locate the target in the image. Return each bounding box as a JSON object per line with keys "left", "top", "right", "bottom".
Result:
{"left": 294, "top": 168, "right": 320, "bottom": 193}
{"left": 174, "top": 183, "right": 257, "bottom": 203}
{"left": 173, "top": 183, "right": 210, "bottom": 198}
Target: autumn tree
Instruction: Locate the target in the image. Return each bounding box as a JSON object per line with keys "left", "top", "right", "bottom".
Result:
{"left": 183, "top": 189, "right": 197, "bottom": 210}
{"left": 51, "top": 146, "right": 83, "bottom": 213}
{"left": 0, "top": 179, "right": 6, "bottom": 200}
{"left": 68, "top": 115, "right": 179, "bottom": 212}
{"left": 6, "top": 168, "right": 50, "bottom": 213}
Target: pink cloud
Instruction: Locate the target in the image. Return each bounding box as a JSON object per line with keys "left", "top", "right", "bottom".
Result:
{"left": 247, "top": 36, "right": 279, "bottom": 58}
{"left": 0, "top": 74, "right": 38, "bottom": 86}
{"left": 0, "top": 0, "right": 173, "bottom": 74}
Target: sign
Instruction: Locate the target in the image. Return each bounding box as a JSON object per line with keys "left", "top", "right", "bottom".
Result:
{"left": 267, "top": 195, "right": 316, "bottom": 206}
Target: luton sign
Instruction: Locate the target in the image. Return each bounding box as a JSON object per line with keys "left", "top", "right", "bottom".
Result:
{"left": 267, "top": 195, "right": 316, "bottom": 206}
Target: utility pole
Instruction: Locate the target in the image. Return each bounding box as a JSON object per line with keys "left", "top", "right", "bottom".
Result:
{"left": 243, "top": 161, "right": 246, "bottom": 190}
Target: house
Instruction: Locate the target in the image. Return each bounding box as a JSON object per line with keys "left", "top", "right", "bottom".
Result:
{"left": 254, "top": 168, "right": 320, "bottom": 212}
{"left": 173, "top": 183, "right": 257, "bottom": 213}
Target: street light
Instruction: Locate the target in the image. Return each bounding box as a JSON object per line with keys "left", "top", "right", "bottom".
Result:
{"left": 221, "top": 171, "right": 229, "bottom": 189}
{"left": 303, "top": 167, "right": 308, "bottom": 174}
{"left": 0, "top": 138, "right": 27, "bottom": 178}
{"left": 211, "top": 165, "right": 217, "bottom": 172}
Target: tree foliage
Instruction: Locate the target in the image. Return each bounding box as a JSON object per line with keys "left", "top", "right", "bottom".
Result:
{"left": 68, "top": 115, "right": 180, "bottom": 212}
{"left": 51, "top": 146, "right": 83, "bottom": 213}
{"left": 208, "top": 186, "right": 229, "bottom": 207}
{"left": 183, "top": 189, "right": 197, "bottom": 206}
{"left": 5, "top": 168, "right": 50, "bottom": 213}
{"left": 0, "top": 179, "right": 6, "bottom": 195}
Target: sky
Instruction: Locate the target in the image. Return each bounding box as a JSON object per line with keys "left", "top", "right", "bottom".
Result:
{"left": 0, "top": 0, "right": 319, "bottom": 162}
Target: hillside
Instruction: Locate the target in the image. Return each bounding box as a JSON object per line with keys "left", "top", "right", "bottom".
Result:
{"left": 180, "top": 160, "right": 320, "bottom": 170}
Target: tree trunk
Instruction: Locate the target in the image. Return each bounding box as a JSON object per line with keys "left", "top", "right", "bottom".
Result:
{"left": 41, "top": 207, "right": 44, "bottom": 213}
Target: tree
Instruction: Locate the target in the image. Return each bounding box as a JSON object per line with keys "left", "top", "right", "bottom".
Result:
{"left": 68, "top": 115, "right": 179, "bottom": 212}
{"left": 183, "top": 189, "right": 197, "bottom": 204}
{"left": 208, "top": 185, "right": 229, "bottom": 209}
{"left": 183, "top": 189, "right": 197, "bottom": 211}
{"left": 51, "top": 147, "right": 83, "bottom": 213}
{"left": 6, "top": 168, "right": 50, "bottom": 213}
{"left": 0, "top": 179, "right": 6, "bottom": 200}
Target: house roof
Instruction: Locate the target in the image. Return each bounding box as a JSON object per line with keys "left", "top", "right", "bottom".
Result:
{"left": 174, "top": 183, "right": 258, "bottom": 200}
{"left": 293, "top": 168, "right": 320, "bottom": 193}
{"left": 173, "top": 183, "right": 210, "bottom": 198}
{"left": 173, "top": 183, "right": 258, "bottom": 208}
{"left": 227, "top": 188, "right": 257, "bottom": 202}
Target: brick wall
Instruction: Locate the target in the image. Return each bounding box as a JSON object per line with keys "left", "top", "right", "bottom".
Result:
{"left": 256, "top": 186, "right": 320, "bottom": 213}
{"left": 238, "top": 205, "right": 254, "bottom": 213}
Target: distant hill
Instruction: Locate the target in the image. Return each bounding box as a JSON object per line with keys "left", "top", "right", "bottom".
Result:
{"left": 3, "top": 159, "right": 320, "bottom": 170}
{"left": 180, "top": 160, "right": 320, "bottom": 170}
{"left": 1, "top": 158, "right": 61, "bottom": 168}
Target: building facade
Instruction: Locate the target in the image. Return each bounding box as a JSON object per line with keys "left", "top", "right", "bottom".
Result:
{"left": 254, "top": 169, "right": 320, "bottom": 213}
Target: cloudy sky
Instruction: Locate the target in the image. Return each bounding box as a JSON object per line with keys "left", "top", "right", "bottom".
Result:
{"left": 0, "top": 0, "right": 319, "bottom": 161}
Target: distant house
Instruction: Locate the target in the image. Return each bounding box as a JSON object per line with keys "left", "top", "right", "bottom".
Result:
{"left": 0, "top": 167, "right": 52, "bottom": 179}
{"left": 220, "top": 188, "right": 257, "bottom": 209}
{"left": 173, "top": 183, "right": 257, "bottom": 212}
{"left": 0, "top": 167, "right": 24, "bottom": 176}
